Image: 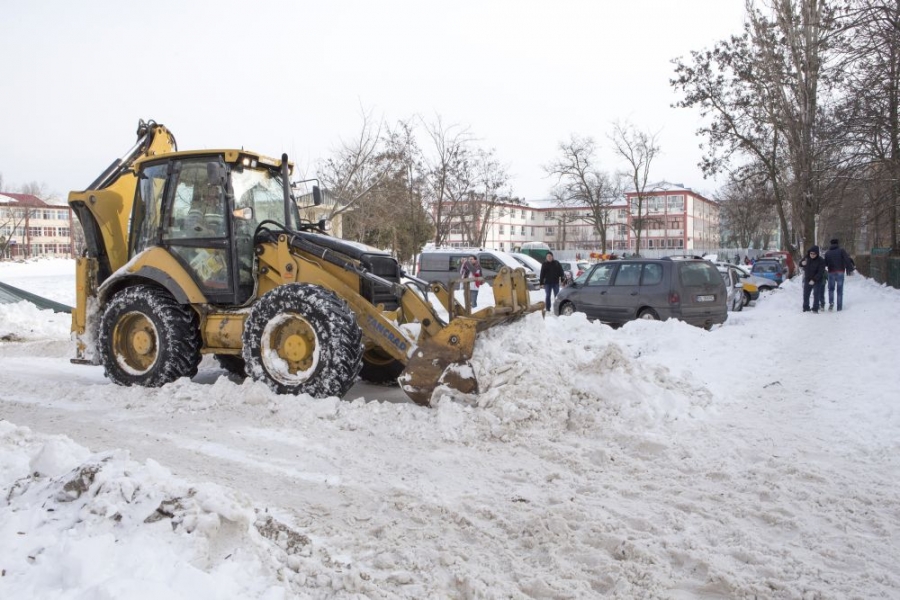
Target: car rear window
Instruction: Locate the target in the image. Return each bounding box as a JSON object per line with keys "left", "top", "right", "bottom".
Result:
{"left": 754, "top": 263, "right": 778, "bottom": 273}
{"left": 679, "top": 262, "right": 720, "bottom": 286}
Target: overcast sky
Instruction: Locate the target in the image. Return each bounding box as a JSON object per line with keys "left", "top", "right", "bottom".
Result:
{"left": 1, "top": 0, "right": 746, "bottom": 202}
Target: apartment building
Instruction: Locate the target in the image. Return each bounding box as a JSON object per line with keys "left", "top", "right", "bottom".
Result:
{"left": 624, "top": 182, "right": 720, "bottom": 254}
{"left": 436, "top": 182, "right": 719, "bottom": 255}
{"left": 0, "top": 192, "right": 75, "bottom": 259}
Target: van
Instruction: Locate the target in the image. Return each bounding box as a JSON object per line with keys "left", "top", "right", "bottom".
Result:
{"left": 417, "top": 248, "right": 540, "bottom": 290}
{"left": 553, "top": 257, "right": 727, "bottom": 329}
{"left": 518, "top": 241, "right": 552, "bottom": 261}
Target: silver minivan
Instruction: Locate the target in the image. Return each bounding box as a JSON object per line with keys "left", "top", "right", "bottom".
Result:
{"left": 417, "top": 249, "right": 539, "bottom": 289}
{"left": 553, "top": 258, "right": 727, "bottom": 329}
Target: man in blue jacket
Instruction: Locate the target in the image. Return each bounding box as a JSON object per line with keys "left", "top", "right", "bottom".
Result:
{"left": 824, "top": 238, "right": 855, "bottom": 311}
{"left": 799, "top": 246, "right": 826, "bottom": 313}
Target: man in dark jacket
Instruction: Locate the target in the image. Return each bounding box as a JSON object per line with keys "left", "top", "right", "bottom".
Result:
{"left": 799, "top": 245, "right": 827, "bottom": 313}
{"left": 824, "top": 238, "right": 855, "bottom": 311}
{"left": 539, "top": 252, "right": 566, "bottom": 310}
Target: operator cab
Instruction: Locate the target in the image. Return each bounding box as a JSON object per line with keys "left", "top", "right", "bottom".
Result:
{"left": 129, "top": 152, "right": 300, "bottom": 305}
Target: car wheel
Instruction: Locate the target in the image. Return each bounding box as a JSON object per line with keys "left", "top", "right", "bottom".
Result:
{"left": 638, "top": 308, "right": 659, "bottom": 320}
{"left": 742, "top": 291, "right": 751, "bottom": 307}
{"left": 559, "top": 301, "right": 576, "bottom": 316}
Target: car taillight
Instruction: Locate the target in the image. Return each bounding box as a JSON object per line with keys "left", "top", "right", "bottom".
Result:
{"left": 668, "top": 291, "right": 680, "bottom": 305}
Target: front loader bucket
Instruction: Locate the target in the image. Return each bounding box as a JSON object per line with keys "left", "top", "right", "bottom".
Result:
{"left": 399, "top": 267, "right": 544, "bottom": 406}
{"left": 399, "top": 317, "right": 479, "bottom": 406}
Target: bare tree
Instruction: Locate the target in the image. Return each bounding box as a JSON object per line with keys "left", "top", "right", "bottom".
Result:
{"left": 317, "top": 108, "right": 398, "bottom": 222}
{"left": 672, "top": 0, "right": 842, "bottom": 258}
{"left": 834, "top": 0, "right": 900, "bottom": 249}
{"left": 420, "top": 116, "right": 474, "bottom": 246}
{"left": 339, "top": 119, "right": 434, "bottom": 262}
{"left": 609, "top": 121, "right": 661, "bottom": 255}
{"left": 456, "top": 148, "right": 509, "bottom": 248}
{"left": 544, "top": 135, "right": 622, "bottom": 253}
{"left": 717, "top": 169, "right": 778, "bottom": 248}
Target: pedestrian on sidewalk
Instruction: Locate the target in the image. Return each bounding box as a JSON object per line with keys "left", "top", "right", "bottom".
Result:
{"left": 799, "top": 246, "right": 827, "bottom": 313}
{"left": 539, "top": 252, "right": 566, "bottom": 310}
{"left": 824, "top": 238, "right": 855, "bottom": 311}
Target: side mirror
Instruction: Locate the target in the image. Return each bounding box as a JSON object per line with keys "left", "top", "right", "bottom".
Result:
{"left": 233, "top": 206, "right": 253, "bottom": 220}
{"left": 317, "top": 218, "right": 328, "bottom": 231}
{"left": 313, "top": 186, "right": 323, "bottom": 206}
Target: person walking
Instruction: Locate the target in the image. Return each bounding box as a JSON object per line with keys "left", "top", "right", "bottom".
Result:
{"left": 539, "top": 252, "right": 566, "bottom": 310}
{"left": 824, "top": 238, "right": 855, "bottom": 311}
{"left": 799, "top": 245, "right": 826, "bottom": 313}
{"left": 459, "top": 255, "right": 483, "bottom": 308}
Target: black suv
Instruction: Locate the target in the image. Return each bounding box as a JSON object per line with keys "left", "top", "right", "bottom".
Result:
{"left": 553, "top": 257, "right": 727, "bottom": 329}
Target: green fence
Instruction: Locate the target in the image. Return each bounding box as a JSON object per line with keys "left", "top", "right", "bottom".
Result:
{"left": 855, "top": 251, "right": 900, "bottom": 290}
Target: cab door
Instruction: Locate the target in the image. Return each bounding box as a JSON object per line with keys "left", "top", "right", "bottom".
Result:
{"left": 159, "top": 158, "right": 238, "bottom": 304}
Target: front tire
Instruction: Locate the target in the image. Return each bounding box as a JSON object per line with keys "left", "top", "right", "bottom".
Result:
{"left": 242, "top": 284, "right": 363, "bottom": 398}
{"left": 559, "top": 301, "right": 576, "bottom": 316}
{"left": 98, "top": 285, "right": 202, "bottom": 387}
{"left": 742, "top": 291, "right": 751, "bottom": 307}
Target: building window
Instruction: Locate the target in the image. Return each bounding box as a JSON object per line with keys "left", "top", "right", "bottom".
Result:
{"left": 531, "top": 227, "right": 535, "bottom": 235}
{"left": 521, "top": 210, "right": 526, "bottom": 219}
{"left": 43, "top": 227, "right": 55, "bottom": 236}
{"left": 667, "top": 195, "right": 684, "bottom": 211}
{"left": 499, "top": 225, "right": 505, "bottom": 235}
{"left": 546, "top": 227, "right": 554, "bottom": 236}
{"left": 520, "top": 226, "right": 526, "bottom": 235}
{"left": 28, "top": 226, "right": 41, "bottom": 237}
{"left": 530, "top": 212, "right": 535, "bottom": 220}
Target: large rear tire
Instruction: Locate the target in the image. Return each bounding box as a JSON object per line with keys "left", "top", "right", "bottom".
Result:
{"left": 242, "top": 284, "right": 363, "bottom": 398}
{"left": 98, "top": 285, "right": 202, "bottom": 387}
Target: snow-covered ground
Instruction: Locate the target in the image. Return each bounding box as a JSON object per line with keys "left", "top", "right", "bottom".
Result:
{"left": 1, "top": 258, "right": 898, "bottom": 599}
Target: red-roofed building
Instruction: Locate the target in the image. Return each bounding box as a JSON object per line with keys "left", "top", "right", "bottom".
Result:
{"left": 0, "top": 192, "right": 76, "bottom": 259}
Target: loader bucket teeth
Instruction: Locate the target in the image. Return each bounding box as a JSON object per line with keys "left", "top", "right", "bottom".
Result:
{"left": 399, "top": 318, "right": 478, "bottom": 406}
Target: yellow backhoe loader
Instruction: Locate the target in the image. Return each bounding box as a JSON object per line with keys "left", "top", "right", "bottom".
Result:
{"left": 69, "top": 119, "right": 542, "bottom": 406}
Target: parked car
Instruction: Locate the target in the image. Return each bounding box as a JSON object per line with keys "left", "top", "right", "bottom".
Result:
{"left": 717, "top": 265, "right": 747, "bottom": 312}
{"left": 725, "top": 263, "right": 778, "bottom": 291}
{"left": 558, "top": 260, "right": 592, "bottom": 285}
{"left": 510, "top": 252, "right": 543, "bottom": 277}
{"left": 751, "top": 259, "right": 786, "bottom": 285}
{"left": 417, "top": 248, "right": 540, "bottom": 290}
{"left": 553, "top": 257, "right": 727, "bottom": 329}
{"left": 761, "top": 250, "right": 796, "bottom": 278}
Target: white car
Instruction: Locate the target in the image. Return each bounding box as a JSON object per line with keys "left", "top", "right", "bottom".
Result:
{"left": 713, "top": 261, "right": 777, "bottom": 291}
{"left": 558, "top": 260, "right": 592, "bottom": 284}
{"left": 510, "top": 252, "right": 543, "bottom": 275}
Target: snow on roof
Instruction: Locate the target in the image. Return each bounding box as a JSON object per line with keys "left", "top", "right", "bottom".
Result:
{"left": 0, "top": 192, "right": 50, "bottom": 207}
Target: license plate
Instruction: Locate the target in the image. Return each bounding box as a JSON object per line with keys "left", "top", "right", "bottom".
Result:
{"left": 696, "top": 295, "right": 715, "bottom": 302}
